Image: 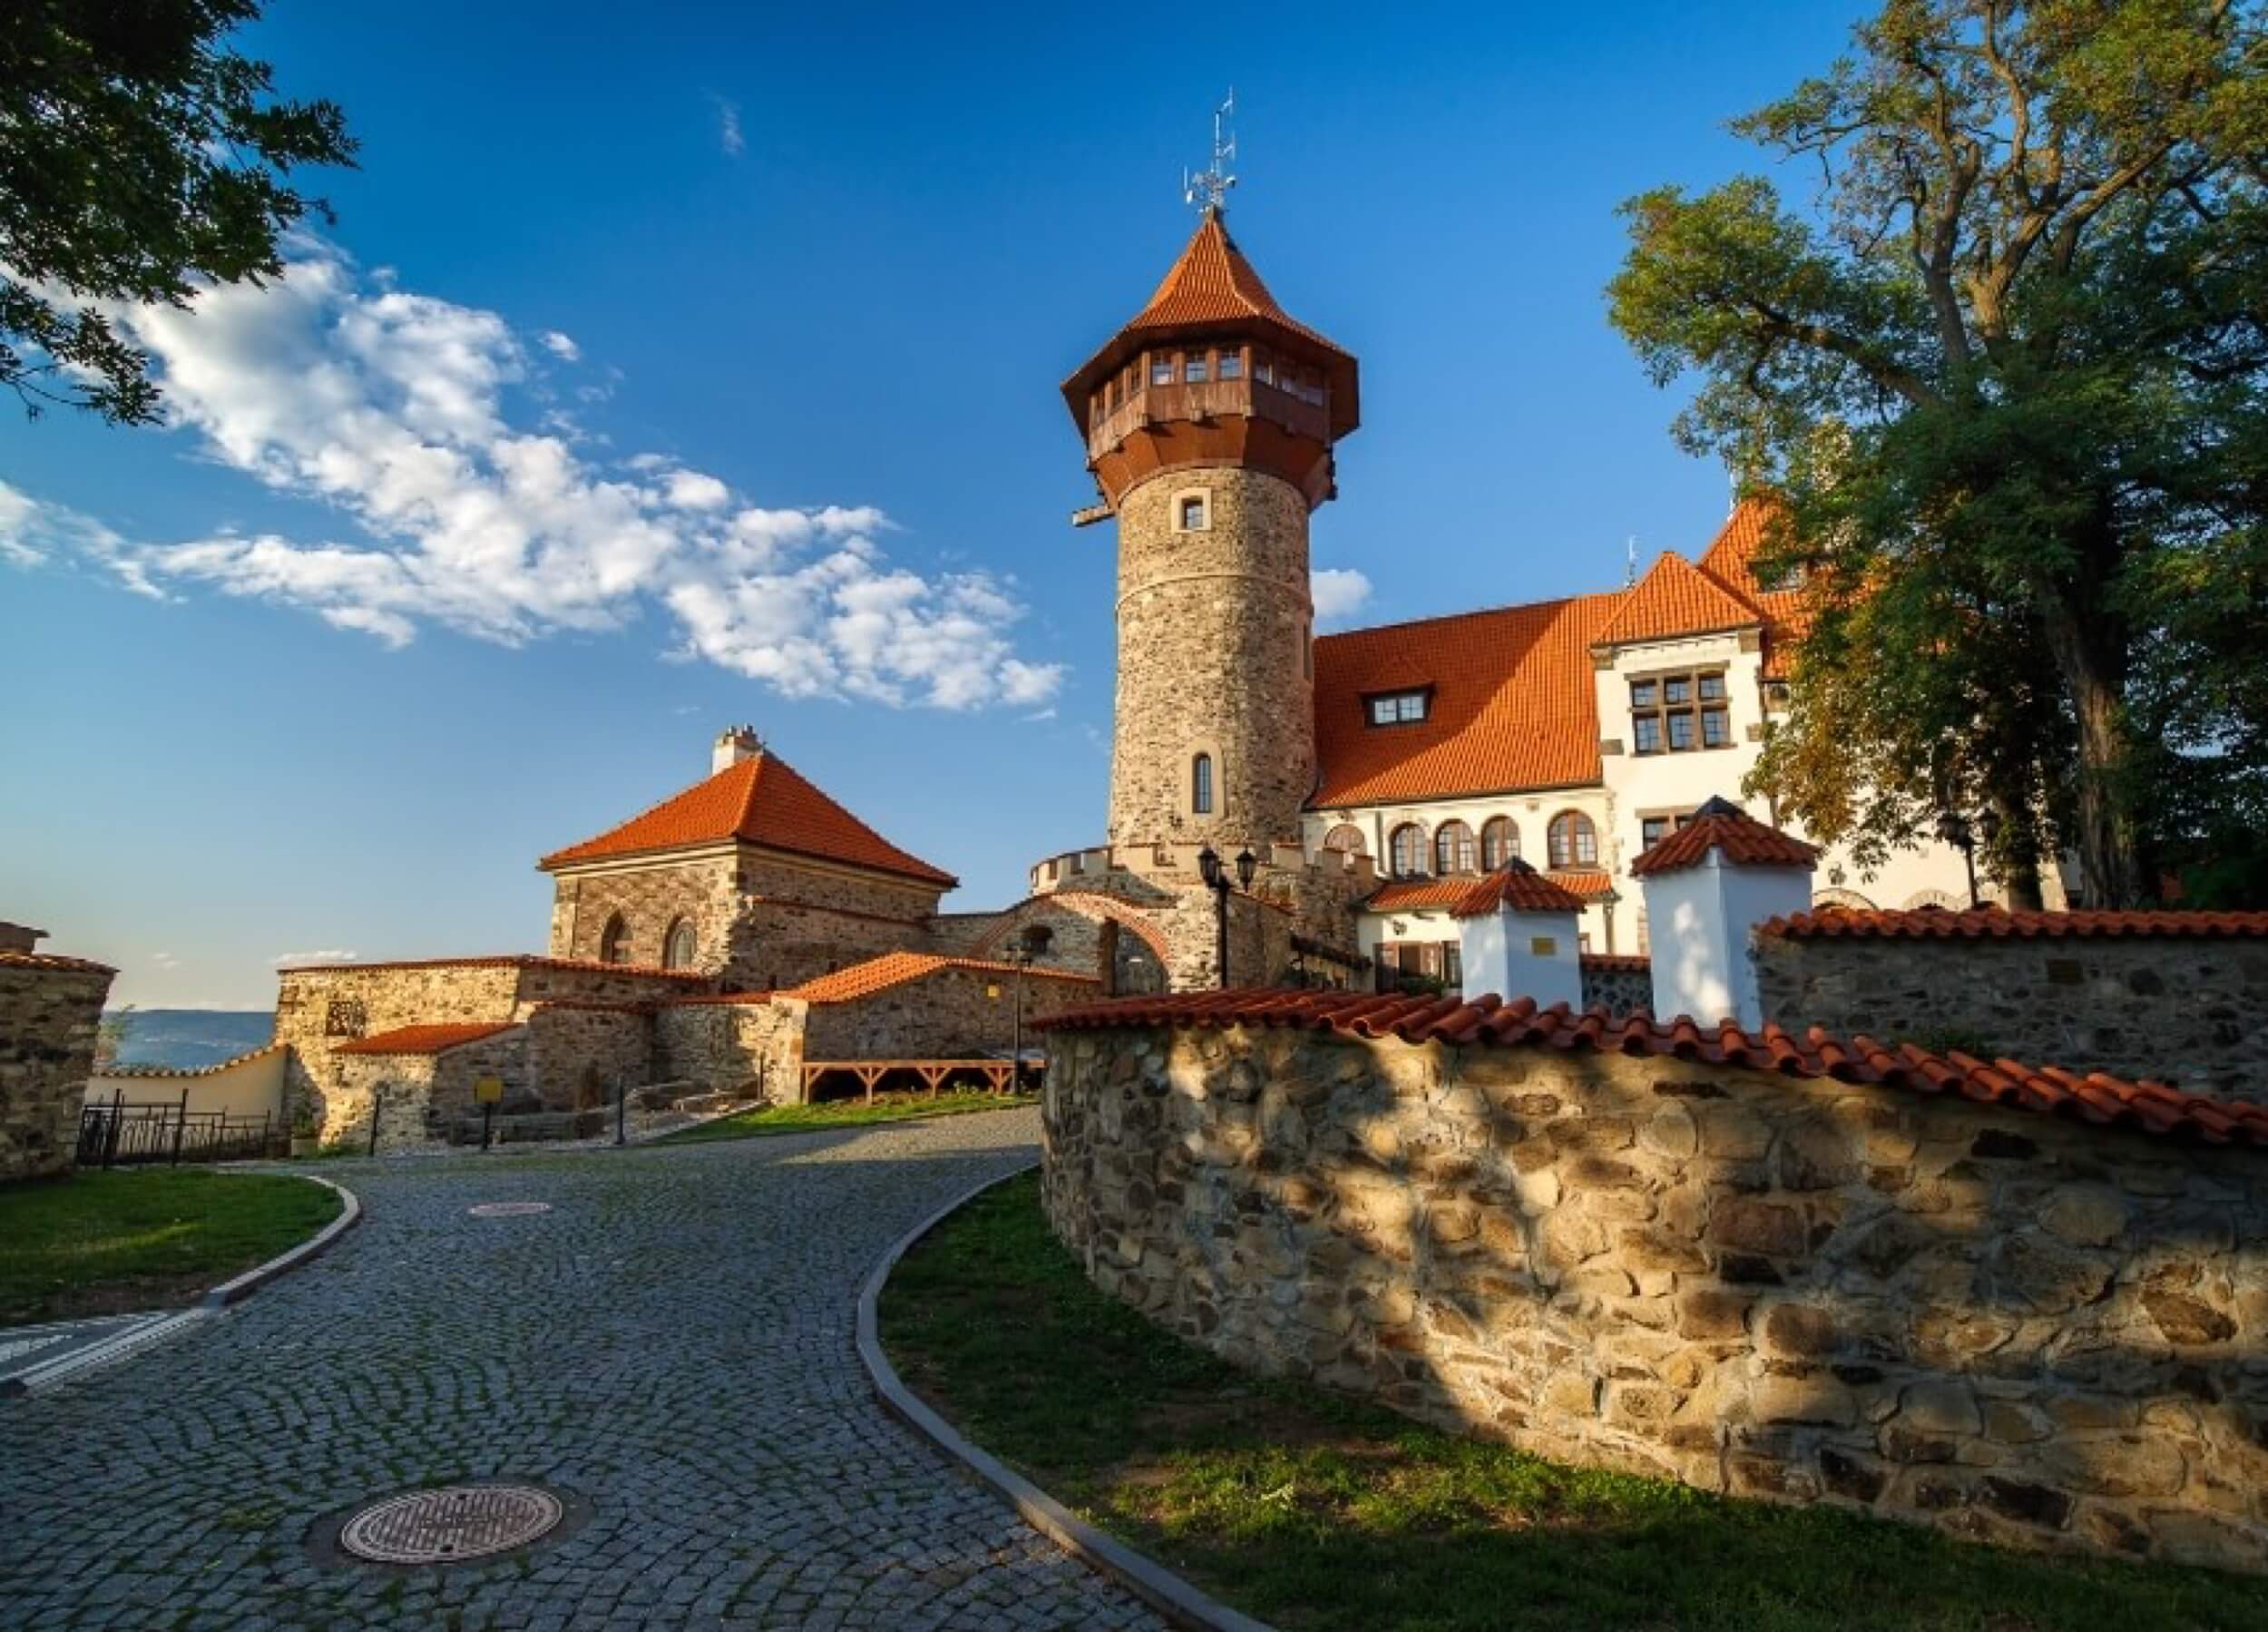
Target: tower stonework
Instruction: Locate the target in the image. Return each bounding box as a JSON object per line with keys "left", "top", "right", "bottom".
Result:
{"left": 1062, "top": 210, "right": 1360, "bottom": 858}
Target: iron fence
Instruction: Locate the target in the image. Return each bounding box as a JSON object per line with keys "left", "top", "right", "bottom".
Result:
{"left": 76, "top": 1089, "right": 288, "bottom": 1168}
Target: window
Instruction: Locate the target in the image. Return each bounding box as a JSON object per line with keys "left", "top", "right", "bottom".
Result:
{"left": 1434, "top": 821, "right": 1477, "bottom": 875}
{"left": 1217, "top": 349, "right": 1243, "bottom": 381}
{"left": 323, "top": 998, "right": 367, "bottom": 1039}
{"left": 1641, "top": 816, "right": 1671, "bottom": 852}
{"left": 1547, "top": 811, "right": 1598, "bottom": 869}
{"left": 1178, "top": 493, "right": 1208, "bottom": 531}
{"left": 1255, "top": 351, "right": 1275, "bottom": 386}
{"left": 1192, "top": 754, "right": 1214, "bottom": 815}
{"left": 1388, "top": 823, "right": 1425, "bottom": 878}
{"left": 598, "top": 913, "right": 630, "bottom": 964}
{"left": 1630, "top": 669, "right": 1731, "bottom": 754}
{"left": 1442, "top": 943, "right": 1462, "bottom": 989}
{"left": 1366, "top": 690, "right": 1429, "bottom": 726}
{"left": 1183, "top": 349, "right": 1209, "bottom": 384}
{"left": 1323, "top": 823, "right": 1366, "bottom": 855}
{"left": 662, "top": 917, "right": 697, "bottom": 971}
{"left": 1481, "top": 816, "right": 1518, "bottom": 869}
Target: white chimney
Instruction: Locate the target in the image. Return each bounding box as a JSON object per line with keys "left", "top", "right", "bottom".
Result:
{"left": 712, "top": 725, "right": 764, "bottom": 775}
{"left": 1452, "top": 862, "right": 1586, "bottom": 1011}
{"left": 1634, "top": 796, "right": 1816, "bottom": 1028}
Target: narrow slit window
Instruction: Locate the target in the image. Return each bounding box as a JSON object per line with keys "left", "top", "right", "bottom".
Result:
{"left": 1192, "top": 754, "right": 1214, "bottom": 815}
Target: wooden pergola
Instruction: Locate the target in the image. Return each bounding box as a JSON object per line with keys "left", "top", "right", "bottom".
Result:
{"left": 798, "top": 1058, "right": 1031, "bottom": 1104}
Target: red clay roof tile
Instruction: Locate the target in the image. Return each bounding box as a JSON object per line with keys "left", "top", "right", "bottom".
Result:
{"left": 1592, "top": 551, "right": 1763, "bottom": 649}
{"left": 1123, "top": 215, "right": 1350, "bottom": 357}
{"left": 1546, "top": 871, "right": 1620, "bottom": 900}
{"left": 1364, "top": 878, "right": 1473, "bottom": 914}
{"left": 334, "top": 1021, "right": 519, "bottom": 1057}
{"left": 0, "top": 949, "right": 116, "bottom": 975}
{"left": 774, "top": 951, "right": 1102, "bottom": 1007}
{"left": 1579, "top": 953, "right": 1651, "bottom": 972}
{"left": 538, "top": 750, "right": 955, "bottom": 887}
{"left": 1762, "top": 907, "right": 2268, "bottom": 942}
{"left": 1037, "top": 990, "right": 2268, "bottom": 1147}
{"left": 1630, "top": 803, "right": 1819, "bottom": 877}
{"left": 1451, "top": 862, "right": 1588, "bottom": 918}
{"left": 95, "top": 1042, "right": 285, "bottom": 1078}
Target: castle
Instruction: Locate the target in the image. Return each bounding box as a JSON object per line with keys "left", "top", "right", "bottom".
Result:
{"left": 275, "top": 197, "right": 1992, "bottom": 1146}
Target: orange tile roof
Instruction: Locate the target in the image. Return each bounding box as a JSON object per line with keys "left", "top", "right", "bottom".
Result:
{"left": 1696, "top": 500, "right": 1815, "bottom": 680}
{"left": 1364, "top": 878, "right": 1473, "bottom": 913}
{"left": 334, "top": 1021, "right": 519, "bottom": 1057}
{"left": 1630, "top": 801, "right": 1819, "bottom": 877}
{"left": 1037, "top": 991, "right": 2268, "bottom": 1147}
{"left": 777, "top": 951, "right": 1102, "bottom": 1006}
{"left": 1125, "top": 213, "right": 1351, "bottom": 358}
{"left": 0, "top": 949, "right": 115, "bottom": 975}
{"left": 95, "top": 1041, "right": 286, "bottom": 1078}
{"left": 1592, "top": 550, "right": 1763, "bottom": 649}
{"left": 1762, "top": 907, "right": 2268, "bottom": 942}
{"left": 1547, "top": 870, "right": 1619, "bottom": 900}
{"left": 1579, "top": 953, "right": 1651, "bottom": 972}
{"left": 1452, "top": 862, "right": 1588, "bottom": 918}
{"left": 1312, "top": 592, "right": 1623, "bottom": 806}
{"left": 539, "top": 750, "right": 955, "bottom": 887}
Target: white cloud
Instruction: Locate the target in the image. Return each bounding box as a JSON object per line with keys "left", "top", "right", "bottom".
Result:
{"left": 10, "top": 243, "right": 1060, "bottom": 710}
{"left": 712, "top": 95, "right": 745, "bottom": 158}
{"left": 1311, "top": 567, "right": 1373, "bottom": 625}
{"left": 151, "top": 952, "right": 181, "bottom": 971}
{"left": 539, "top": 330, "right": 581, "bottom": 362}
{"left": 270, "top": 949, "right": 358, "bottom": 967}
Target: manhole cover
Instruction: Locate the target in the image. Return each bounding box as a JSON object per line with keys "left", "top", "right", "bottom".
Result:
{"left": 338, "top": 1484, "right": 562, "bottom": 1564}
{"left": 466, "top": 1202, "right": 552, "bottom": 1217}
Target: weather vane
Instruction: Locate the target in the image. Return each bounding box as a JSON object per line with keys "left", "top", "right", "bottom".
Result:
{"left": 1182, "top": 89, "right": 1237, "bottom": 217}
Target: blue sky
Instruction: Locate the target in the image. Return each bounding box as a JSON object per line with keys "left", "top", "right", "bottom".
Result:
{"left": 0, "top": 0, "right": 1868, "bottom": 1008}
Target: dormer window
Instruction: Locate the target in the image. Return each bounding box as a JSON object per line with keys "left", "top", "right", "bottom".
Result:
{"left": 1366, "top": 689, "right": 1429, "bottom": 727}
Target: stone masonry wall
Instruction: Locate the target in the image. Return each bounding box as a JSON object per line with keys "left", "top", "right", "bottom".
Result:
{"left": 0, "top": 957, "right": 115, "bottom": 1180}
{"left": 1041, "top": 1021, "right": 2268, "bottom": 1572}
{"left": 1756, "top": 931, "right": 2268, "bottom": 1101}
{"left": 322, "top": 1027, "right": 529, "bottom": 1151}
{"left": 1110, "top": 465, "right": 1315, "bottom": 854}
{"left": 802, "top": 967, "right": 1101, "bottom": 1065}
{"left": 729, "top": 897, "right": 928, "bottom": 992}
{"left": 549, "top": 854, "right": 739, "bottom": 970}
{"left": 653, "top": 999, "right": 808, "bottom": 1102}
{"left": 275, "top": 963, "right": 522, "bottom": 1130}
{"left": 526, "top": 1006, "right": 654, "bottom": 1110}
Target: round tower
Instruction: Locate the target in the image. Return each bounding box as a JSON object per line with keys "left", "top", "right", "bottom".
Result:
{"left": 1062, "top": 205, "right": 1359, "bottom": 855}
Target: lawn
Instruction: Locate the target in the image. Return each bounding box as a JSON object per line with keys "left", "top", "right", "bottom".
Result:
{"left": 880, "top": 1171, "right": 2268, "bottom": 1632}
{"left": 0, "top": 1168, "right": 342, "bottom": 1327}
{"left": 657, "top": 1089, "right": 1036, "bottom": 1145}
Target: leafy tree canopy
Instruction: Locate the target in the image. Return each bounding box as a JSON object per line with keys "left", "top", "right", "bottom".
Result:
{"left": 1609, "top": 0, "right": 2268, "bottom": 907}
{"left": 0, "top": 0, "right": 355, "bottom": 424}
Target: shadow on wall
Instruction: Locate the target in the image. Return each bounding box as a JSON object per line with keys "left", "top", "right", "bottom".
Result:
{"left": 1039, "top": 1018, "right": 2268, "bottom": 1574}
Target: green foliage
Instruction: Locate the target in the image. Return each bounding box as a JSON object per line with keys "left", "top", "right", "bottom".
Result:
{"left": 0, "top": 1168, "right": 340, "bottom": 1325}
{"left": 1609, "top": 0, "right": 2268, "bottom": 906}
{"left": 0, "top": 0, "right": 356, "bottom": 423}
{"left": 882, "top": 1173, "right": 2268, "bottom": 1631}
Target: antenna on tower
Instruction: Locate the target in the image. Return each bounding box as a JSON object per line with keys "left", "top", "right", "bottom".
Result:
{"left": 1626, "top": 535, "right": 1639, "bottom": 587}
{"left": 1183, "top": 88, "right": 1238, "bottom": 217}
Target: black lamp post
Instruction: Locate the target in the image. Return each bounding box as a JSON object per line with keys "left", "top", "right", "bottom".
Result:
{"left": 1935, "top": 807, "right": 1981, "bottom": 909}
{"left": 1006, "top": 923, "right": 1054, "bottom": 1093}
{"left": 1197, "top": 845, "right": 1259, "bottom": 989}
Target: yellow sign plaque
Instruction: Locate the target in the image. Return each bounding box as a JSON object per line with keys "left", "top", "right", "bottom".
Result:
{"left": 474, "top": 1075, "right": 504, "bottom": 1104}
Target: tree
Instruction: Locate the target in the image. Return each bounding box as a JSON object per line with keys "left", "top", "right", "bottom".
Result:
{"left": 1, "top": 1, "right": 355, "bottom": 424}
{"left": 1609, "top": 0, "right": 2268, "bottom": 907}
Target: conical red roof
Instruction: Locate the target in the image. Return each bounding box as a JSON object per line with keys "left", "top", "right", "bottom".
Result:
{"left": 540, "top": 750, "right": 956, "bottom": 887}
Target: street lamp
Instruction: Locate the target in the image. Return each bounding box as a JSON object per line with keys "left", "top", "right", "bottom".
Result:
{"left": 1197, "top": 846, "right": 1259, "bottom": 988}
{"left": 1935, "top": 807, "right": 1980, "bottom": 909}
{"left": 1006, "top": 923, "right": 1054, "bottom": 1093}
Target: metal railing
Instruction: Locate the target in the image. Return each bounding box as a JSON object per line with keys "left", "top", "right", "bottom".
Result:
{"left": 76, "top": 1089, "right": 288, "bottom": 1168}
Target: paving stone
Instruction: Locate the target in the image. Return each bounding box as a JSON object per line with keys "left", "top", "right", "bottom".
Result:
{"left": 0, "top": 1111, "right": 1161, "bottom": 1629}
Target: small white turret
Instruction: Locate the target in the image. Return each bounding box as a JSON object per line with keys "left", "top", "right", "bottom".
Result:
{"left": 1452, "top": 860, "right": 1588, "bottom": 1011}
{"left": 1633, "top": 796, "right": 1816, "bottom": 1028}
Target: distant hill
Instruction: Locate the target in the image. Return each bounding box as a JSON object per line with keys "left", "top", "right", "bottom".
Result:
{"left": 103, "top": 1009, "right": 274, "bottom": 1070}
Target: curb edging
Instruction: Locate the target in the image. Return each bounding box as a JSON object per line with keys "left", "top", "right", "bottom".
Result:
{"left": 4, "top": 1172, "right": 361, "bottom": 1398}
{"left": 855, "top": 1160, "right": 1273, "bottom": 1632}
{"left": 200, "top": 1173, "right": 361, "bottom": 1308}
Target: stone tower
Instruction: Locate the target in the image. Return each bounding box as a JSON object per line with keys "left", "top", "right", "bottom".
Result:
{"left": 1062, "top": 207, "right": 1359, "bottom": 855}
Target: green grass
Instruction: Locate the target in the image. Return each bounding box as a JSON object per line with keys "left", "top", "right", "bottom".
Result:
{"left": 880, "top": 1171, "right": 2268, "bottom": 1632}
{"left": 0, "top": 1168, "right": 342, "bottom": 1327}
{"left": 657, "top": 1089, "right": 1036, "bottom": 1145}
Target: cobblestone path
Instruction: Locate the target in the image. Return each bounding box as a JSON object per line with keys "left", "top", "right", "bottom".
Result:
{"left": 0, "top": 1109, "right": 1161, "bottom": 1631}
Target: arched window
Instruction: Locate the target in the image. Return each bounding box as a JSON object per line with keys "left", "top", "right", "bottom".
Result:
{"left": 1481, "top": 816, "right": 1518, "bottom": 869}
{"left": 1192, "top": 754, "right": 1214, "bottom": 815}
{"left": 1323, "top": 824, "right": 1366, "bottom": 855}
{"left": 1388, "top": 823, "right": 1425, "bottom": 878}
{"left": 662, "top": 917, "right": 698, "bottom": 971}
{"left": 1434, "top": 821, "right": 1477, "bottom": 875}
{"left": 1547, "top": 811, "right": 1598, "bottom": 870}
{"left": 598, "top": 913, "right": 630, "bottom": 964}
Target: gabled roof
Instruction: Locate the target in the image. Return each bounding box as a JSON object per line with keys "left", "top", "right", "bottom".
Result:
{"left": 1312, "top": 592, "right": 1622, "bottom": 806}
{"left": 1629, "top": 798, "right": 1819, "bottom": 877}
{"left": 1592, "top": 550, "right": 1763, "bottom": 650}
{"left": 1696, "top": 500, "right": 1815, "bottom": 679}
{"left": 540, "top": 750, "right": 956, "bottom": 888}
{"left": 778, "top": 951, "right": 1101, "bottom": 1006}
{"left": 1451, "top": 861, "right": 1588, "bottom": 918}
{"left": 335, "top": 1021, "right": 519, "bottom": 1057}
{"left": 1761, "top": 907, "right": 2268, "bottom": 942}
